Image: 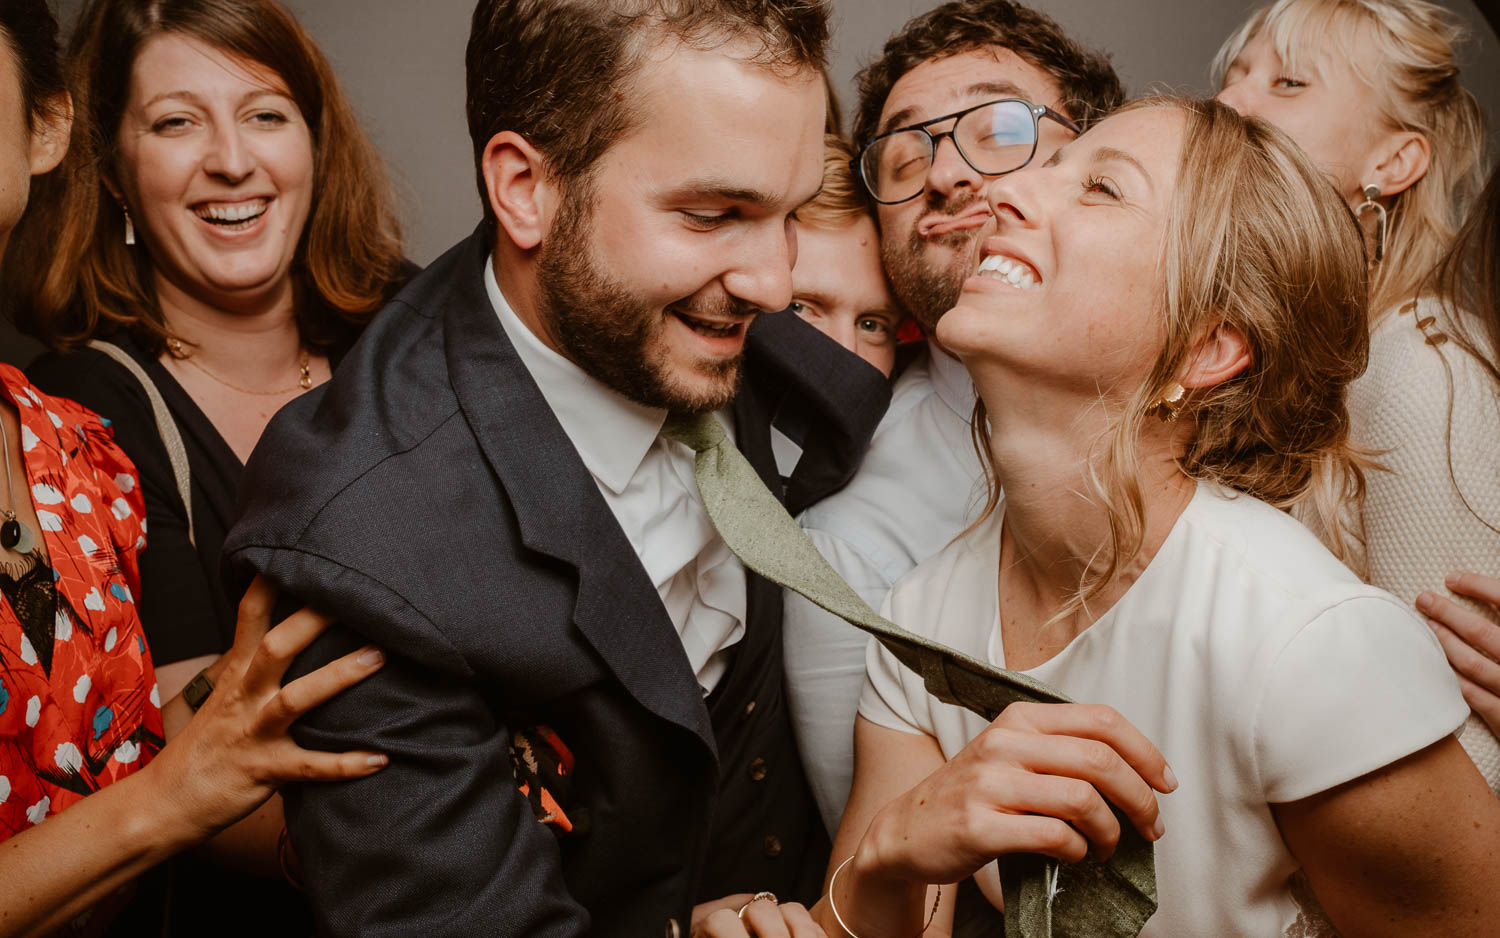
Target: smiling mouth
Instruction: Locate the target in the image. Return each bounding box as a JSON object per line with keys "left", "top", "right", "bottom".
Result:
{"left": 975, "top": 253, "right": 1042, "bottom": 290}
{"left": 193, "top": 198, "right": 269, "bottom": 231}
{"left": 671, "top": 309, "right": 747, "bottom": 339}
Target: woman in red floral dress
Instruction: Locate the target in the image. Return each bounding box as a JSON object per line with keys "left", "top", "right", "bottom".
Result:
{"left": 0, "top": 366, "right": 389, "bottom": 936}
{"left": 0, "top": 364, "right": 161, "bottom": 838}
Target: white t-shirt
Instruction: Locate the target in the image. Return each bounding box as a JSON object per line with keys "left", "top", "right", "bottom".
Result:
{"left": 860, "top": 482, "right": 1468, "bottom": 937}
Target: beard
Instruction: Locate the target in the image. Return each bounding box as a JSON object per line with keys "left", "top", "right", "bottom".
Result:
{"left": 881, "top": 197, "right": 985, "bottom": 333}
{"left": 534, "top": 183, "right": 744, "bottom": 414}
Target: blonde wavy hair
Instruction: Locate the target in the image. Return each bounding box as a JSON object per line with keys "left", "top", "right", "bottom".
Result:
{"left": 974, "top": 96, "right": 1373, "bottom": 619}
{"left": 1212, "top": 0, "right": 1487, "bottom": 320}
{"left": 795, "top": 133, "right": 871, "bottom": 229}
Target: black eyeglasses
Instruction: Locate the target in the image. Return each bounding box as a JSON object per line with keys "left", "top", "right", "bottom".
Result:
{"left": 852, "top": 98, "right": 1082, "bottom": 205}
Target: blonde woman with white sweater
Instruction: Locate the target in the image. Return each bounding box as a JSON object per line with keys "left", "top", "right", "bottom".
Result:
{"left": 1217, "top": 0, "right": 1500, "bottom": 792}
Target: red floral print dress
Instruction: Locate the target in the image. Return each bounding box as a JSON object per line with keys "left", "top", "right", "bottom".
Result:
{"left": 0, "top": 363, "right": 161, "bottom": 843}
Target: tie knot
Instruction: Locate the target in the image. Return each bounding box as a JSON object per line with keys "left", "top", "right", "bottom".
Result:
{"left": 660, "top": 411, "right": 725, "bottom": 452}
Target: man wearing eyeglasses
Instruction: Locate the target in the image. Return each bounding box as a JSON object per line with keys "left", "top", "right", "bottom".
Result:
{"left": 784, "top": 0, "right": 1125, "bottom": 835}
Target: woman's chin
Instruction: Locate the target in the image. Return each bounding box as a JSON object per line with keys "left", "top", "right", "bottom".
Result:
{"left": 934, "top": 296, "right": 1001, "bottom": 355}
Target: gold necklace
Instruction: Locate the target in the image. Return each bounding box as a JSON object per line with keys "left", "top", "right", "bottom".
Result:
{"left": 168, "top": 337, "right": 313, "bottom": 395}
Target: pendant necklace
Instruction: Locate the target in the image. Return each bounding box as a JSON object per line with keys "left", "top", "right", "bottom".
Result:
{"left": 0, "top": 415, "right": 36, "bottom": 557}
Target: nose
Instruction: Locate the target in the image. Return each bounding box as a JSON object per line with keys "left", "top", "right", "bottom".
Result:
{"left": 722, "top": 220, "right": 797, "bottom": 313}
{"left": 202, "top": 123, "right": 257, "bottom": 183}
{"left": 985, "top": 170, "right": 1037, "bottom": 231}
{"left": 1215, "top": 79, "right": 1253, "bottom": 115}
{"left": 924, "top": 133, "right": 984, "bottom": 203}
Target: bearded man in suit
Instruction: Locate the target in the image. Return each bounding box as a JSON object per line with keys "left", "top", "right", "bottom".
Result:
{"left": 223, "top": 1, "right": 889, "bottom": 935}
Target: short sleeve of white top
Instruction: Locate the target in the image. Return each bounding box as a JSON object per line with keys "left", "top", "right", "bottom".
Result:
{"left": 859, "top": 482, "right": 1468, "bottom": 938}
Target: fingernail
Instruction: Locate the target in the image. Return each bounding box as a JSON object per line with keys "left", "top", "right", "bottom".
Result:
{"left": 367, "top": 754, "right": 388, "bottom": 768}
{"left": 1151, "top": 816, "right": 1166, "bottom": 840}
{"left": 358, "top": 647, "right": 384, "bottom": 667}
{"left": 1417, "top": 591, "right": 1437, "bottom": 612}
{"left": 1162, "top": 764, "right": 1179, "bottom": 792}
{"left": 1447, "top": 573, "right": 1464, "bottom": 588}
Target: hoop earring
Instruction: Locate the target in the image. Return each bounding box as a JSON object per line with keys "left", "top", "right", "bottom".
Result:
{"left": 1149, "top": 382, "right": 1186, "bottom": 423}
{"left": 122, "top": 205, "right": 136, "bottom": 246}
{"left": 1355, "top": 183, "right": 1385, "bottom": 264}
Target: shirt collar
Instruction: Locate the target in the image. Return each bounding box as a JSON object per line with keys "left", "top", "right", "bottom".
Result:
{"left": 485, "top": 260, "right": 666, "bottom": 495}
{"left": 927, "top": 338, "right": 976, "bottom": 419}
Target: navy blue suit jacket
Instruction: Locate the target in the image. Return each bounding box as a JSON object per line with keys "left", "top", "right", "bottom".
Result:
{"left": 224, "top": 228, "right": 889, "bottom": 936}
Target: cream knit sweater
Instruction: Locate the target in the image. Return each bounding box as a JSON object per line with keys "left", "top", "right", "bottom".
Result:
{"left": 1346, "top": 298, "right": 1500, "bottom": 793}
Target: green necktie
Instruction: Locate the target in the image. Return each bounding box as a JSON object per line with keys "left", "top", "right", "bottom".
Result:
{"left": 662, "top": 412, "right": 1156, "bottom": 938}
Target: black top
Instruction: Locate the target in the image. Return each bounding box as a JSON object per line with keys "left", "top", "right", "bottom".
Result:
{"left": 29, "top": 333, "right": 247, "bottom": 665}
{"left": 28, "top": 333, "right": 321, "bottom": 938}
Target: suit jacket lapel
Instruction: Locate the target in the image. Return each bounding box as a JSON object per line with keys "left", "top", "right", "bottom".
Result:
{"left": 441, "top": 231, "right": 716, "bottom": 756}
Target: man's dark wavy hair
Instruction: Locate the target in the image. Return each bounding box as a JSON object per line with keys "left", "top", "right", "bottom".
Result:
{"left": 852, "top": 0, "right": 1123, "bottom": 148}
{"left": 467, "top": 0, "right": 830, "bottom": 230}
{"left": 0, "top": 0, "right": 67, "bottom": 127}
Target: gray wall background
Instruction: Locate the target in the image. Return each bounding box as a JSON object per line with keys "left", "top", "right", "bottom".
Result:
{"left": 7, "top": 0, "right": 1499, "bottom": 365}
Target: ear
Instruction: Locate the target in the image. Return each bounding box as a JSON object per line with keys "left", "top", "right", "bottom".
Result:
{"left": 26, "top": 93, "right": 73, "bottom": 177}
{"left": 480, "top": 130, "right": 557, "bottom": 252}
{"left": 1363, "top": 131, "right": 1431, "bottom": 201}
{"left": 1179, "top": 321, "right": 1251, "bottom": 390}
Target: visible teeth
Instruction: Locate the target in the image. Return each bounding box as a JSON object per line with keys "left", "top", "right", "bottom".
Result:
{"left": 976, "top": 253, "right": 1040, "bottom": 290}
{"left": 678, "top": 313, "right": 738, "bottom": 337}
{"left": 195, "top": 200, "right": 268, "bottom": 223}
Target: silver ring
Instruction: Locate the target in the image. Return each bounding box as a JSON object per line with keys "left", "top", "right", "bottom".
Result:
{"left": 737, "top": 891, "right": 778, "bottom": 919}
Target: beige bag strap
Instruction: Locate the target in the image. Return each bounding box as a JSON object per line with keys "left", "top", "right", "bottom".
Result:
{"left": 87, "top": 339, "right": 195, "bottom": 547}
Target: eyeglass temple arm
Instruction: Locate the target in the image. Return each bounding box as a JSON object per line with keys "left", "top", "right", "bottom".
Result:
{"left": 1036, "top": 104, "right": 1082, "bottom": 135}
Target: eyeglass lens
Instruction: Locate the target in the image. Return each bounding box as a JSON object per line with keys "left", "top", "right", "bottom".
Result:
{"left": 863, "top": 99, "right": 1040, "bottom": 204}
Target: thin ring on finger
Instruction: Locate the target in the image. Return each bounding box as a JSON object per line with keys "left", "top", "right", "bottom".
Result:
{"left": 737, "top": 891, "right": 777, "bottom": 920}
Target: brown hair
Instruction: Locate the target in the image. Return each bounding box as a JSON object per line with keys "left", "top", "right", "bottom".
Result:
{"left": 974, "top": 96, "right": 1372, "bottom": 618}
{"left": 1213, "top": 0, "right": 1488, "bottom": 320}
{"left": 0, "top": 0, "right": 66, "bottom": 128}
{"left": 465, "top": 0, "right": 830, "bottom": 232}
{"left": 851, "top": 0, "right": 1123, "bottom": 150}
{"left": 795, "top": 134, "right": 870, "bottom": 229}
{"left": 6, "top": 0, "right": 405, "bottom": 355}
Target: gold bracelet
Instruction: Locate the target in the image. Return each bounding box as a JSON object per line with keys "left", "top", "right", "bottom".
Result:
{"left": 826, "top": 855, "right": 942, "bottom": 938}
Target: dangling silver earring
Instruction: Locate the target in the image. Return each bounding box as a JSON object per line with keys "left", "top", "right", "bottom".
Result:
{"left": 122, "top": 205, "right": 136, "bottom": 246}
{"left": 1355, "top": 183, "right": 1385, "bottom": 264}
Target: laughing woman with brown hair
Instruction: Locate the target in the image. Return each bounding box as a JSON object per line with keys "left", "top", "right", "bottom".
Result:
{"left": 4, "top": 0, "right": 409, "bottom": 931}
{"left": 8, "top": 0, "right": 410, "bottom": 703}
{"left": 0, "top": 4, "right": 386, "bottom": 936}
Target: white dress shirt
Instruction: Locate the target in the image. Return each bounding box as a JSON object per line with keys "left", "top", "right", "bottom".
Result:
{"left": 783, "top": 340, "right": 985, "bottom": 832}
{"left": 485, "top": 264, "right": 745, "bottom": 693}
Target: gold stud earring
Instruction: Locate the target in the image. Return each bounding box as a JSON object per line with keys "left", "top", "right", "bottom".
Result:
{"left": 1149, "top": 382, "right": 1186, "bottom": 422}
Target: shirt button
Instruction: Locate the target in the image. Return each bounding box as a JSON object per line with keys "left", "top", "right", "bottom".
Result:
{"left": 763, "top": 834, "right": 782, "bottom": 857}
{"left": 748, "top": 757, "right": 767, "bottom": 782}
{"left": 743, "top": 699, "right": 756, "bottom": 718}
{"left": 664, "top": 918, "right": 681, "bottom": 938}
